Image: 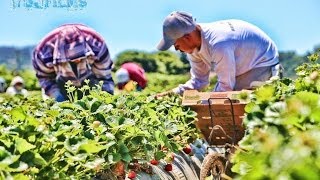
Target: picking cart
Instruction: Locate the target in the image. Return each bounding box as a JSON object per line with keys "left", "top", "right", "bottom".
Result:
{"left": 182, "top": 90, "right": 251, "bottom": 180}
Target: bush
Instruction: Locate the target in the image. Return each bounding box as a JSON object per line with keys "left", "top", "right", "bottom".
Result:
{"left": 113, "top": 50, "right": 190, "bottom": 74}
{"left": 0, "top": 65, "right": 40, "bottom": 91}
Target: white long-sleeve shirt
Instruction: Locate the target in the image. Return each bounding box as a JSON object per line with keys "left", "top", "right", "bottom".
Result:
{"left": 173, "top": 19, "right": 279, "bottom": 94}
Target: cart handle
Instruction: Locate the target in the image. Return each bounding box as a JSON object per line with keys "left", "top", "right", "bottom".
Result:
{"left": 207, "top": 97, "right": 237, "bottom": 145}
{"left": 208, "top": 125, "right": 233, "bottom": 143}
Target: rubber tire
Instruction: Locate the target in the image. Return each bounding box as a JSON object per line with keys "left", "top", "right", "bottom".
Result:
{"left": 200, "top": 152, "right": 227, "bottom": 180}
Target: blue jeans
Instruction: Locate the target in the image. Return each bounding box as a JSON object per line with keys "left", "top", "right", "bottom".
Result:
{"left": 56, "top": 75, "right": 100, "bottom": 101}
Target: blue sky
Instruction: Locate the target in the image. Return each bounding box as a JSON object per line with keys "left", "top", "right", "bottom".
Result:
{"left": 0, "top": 0, "right": 319, "bottom": 58}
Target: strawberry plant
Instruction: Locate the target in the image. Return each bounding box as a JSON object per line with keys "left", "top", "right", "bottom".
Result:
{"left": 0, "top": 81, "right": 199, "bottom": 179}
{"left": 231, "top": 50, "right": 320, "bottom": 179}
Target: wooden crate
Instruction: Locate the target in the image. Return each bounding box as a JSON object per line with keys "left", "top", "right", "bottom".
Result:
{"left": 182, "top": 90, "right": 251, "bottom": 145}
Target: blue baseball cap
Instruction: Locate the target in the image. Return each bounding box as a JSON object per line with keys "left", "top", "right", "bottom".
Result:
{"left": 157, "top": 11, "right": 196, "bottom": 51}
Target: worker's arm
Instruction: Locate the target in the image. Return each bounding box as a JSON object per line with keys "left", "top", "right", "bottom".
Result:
{"left": 90, "top": 42, "right": 115, "bottom": 95}
{"left": 32, "top": 50, "right": 65, "bottom": 101}
{"left": 156, "top": 56, "right": 211, "bottom": 98}
{"left": 172, "top": 56, "right": 211, "bottom": 95}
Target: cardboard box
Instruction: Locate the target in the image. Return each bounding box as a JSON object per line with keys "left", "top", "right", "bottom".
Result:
{"left": 182, "top": 90, "right": 251, "bottom": 146}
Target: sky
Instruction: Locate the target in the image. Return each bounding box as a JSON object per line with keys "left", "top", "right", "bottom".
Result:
{"left": 0, "top": 0, "right": 319, "bottom": 58}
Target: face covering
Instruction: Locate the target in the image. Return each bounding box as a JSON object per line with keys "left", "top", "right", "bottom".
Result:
{"left": 14, "top": 84, "right": 23, "bottom": 91}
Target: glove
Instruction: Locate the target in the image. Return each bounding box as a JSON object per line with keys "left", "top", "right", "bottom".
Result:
{"left": 136, "top": 85, "right": 143, "bottom": 91}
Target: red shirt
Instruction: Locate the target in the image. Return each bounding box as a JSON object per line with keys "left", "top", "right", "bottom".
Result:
{"left": 121, "top": 62, "right": 147, "bottom": 89}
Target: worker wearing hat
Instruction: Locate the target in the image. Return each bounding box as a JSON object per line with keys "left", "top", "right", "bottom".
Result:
{"left": 115, "top": 62, "right": 147, "bottom": 92}
{"left": 6, "top": 76, "right": 28, "bottom": 97}
{"left": 156, "top": 11, "right": 282, "bottom": 97}
{"left": 0, "top": 77, "right": 6, "bottom": 93}
{"left": 33, "top": 24, "right": 114, "bottom": 101}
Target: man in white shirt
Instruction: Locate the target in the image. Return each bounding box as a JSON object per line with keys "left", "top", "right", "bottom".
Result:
{"left": 156, "top": 11, "right": 282, "bottom": 96}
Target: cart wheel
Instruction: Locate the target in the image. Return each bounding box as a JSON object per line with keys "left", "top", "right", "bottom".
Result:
{"left": 200, "top": 152, "right": 227, "bottom": 180}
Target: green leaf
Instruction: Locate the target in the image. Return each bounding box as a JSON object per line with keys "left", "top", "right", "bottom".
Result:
{"left": 145, "top": 144, "right": 154, "bottom": 151}
{"left": 154, "top": 151, "right": 166, "bottom": 160}
{"left": 109, "top": 153, "right": 121, "bottom": 163}
{"left": 79, "top": 140, "right": 105, "bottom": 153}
{"left": 147, "top": 103, "right": 157, "bottom": 108}
{"left": 64, "top": 138, "right": 86, "bottom": 154}
{"left": 94, "top": 113, "right": 105, "bottom": 123}
{"left": 76, "top": 100, "right": 88, "bottom": 110}
{"left": 29, "top": 167, "right": 39, "bottom": 174}
{"left": 154, "top": 131, "right": 162, "bottom": 141}
{"left": 28, "top": 135, "right": 36, "bottom": 143}
{"left": 45, "top": 109, "right": 59, "bottom": 117}
{"left": 255, "top": 85, "right": 275, "bottom": 102}
{"left": 105, "top": 141, "right": 116, "bottom": 152}
{"left": 34, "top": 153, "right": 47, "bottom": 166}
{"left": 311, "top": 110, "right": 320, "bottom": 122}
{"left": 154, "top": 131, "right": 167, "bottom": 146}
{"left": 146, "top": 109, "right": 157, "bottom": 118}
{"left": 295, "top": 91, "right": 319, "bottom": 107}
{"left": 15, "top": 137, "right": 36, "bottom": 154}
{"left": 91, "top": 101, "right": 102, "bottom": 112}
{"left": 118, "top": 142, "right": 129, "bottom": 154}
{"left": 8, "top": 161, "right": 28, "bottom": 172}
{"left": 131, "top": 136, "right": 143, "bottom": 145}
{"left": 66, "top": 153, "right": 87, "bottom": 162}
{"left": 118, "top": 117, "right": 125, "bottom": 125}
{"left": 26, "top": 116, "right": 39, "bottom": 126}
{"left": 13, "top": 174, "right": 30, "bottom": 180}
{"left": 59, "top": 102, "right": 76, "bottom": 110}
{"left": 0, "top": 139, "right": 13, "bottom": 148}
{"left": 10, "top": 107, "right": 26, "bottom": 122}
{"left": 170, "top": 142, "right": 180, "bottom": 152}
{"left": 245, "top": 102, "right": 256, "bottom": 113}
{"left": 0, "top": 146, "right": 11, "bottom": 161}
{"left": 84, "top": 130, "right": 95, "bottom": 139}
{"left": 121, "top": 153, "right": 132, "bottom": 162}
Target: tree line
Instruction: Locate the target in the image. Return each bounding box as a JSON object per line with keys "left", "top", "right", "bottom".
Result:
{"left": 0, "top": 44, "right": 319, "bottom": 80}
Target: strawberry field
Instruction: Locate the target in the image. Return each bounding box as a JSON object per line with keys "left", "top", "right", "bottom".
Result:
{"left": 232, "top": 51, "right": 320, "bottom": 179}
{"left": 0, "top": 82, "right": 201, "bottom": 179}
{"left": 0, "top": 51, "right": 319, "bottom": 180}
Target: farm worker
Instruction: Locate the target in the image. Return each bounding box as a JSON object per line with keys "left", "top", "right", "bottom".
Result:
{"left": 0, "top": 77, "right": 6, "bottom": 93}
{"left": 6, "top": 76, "right": 28, "bottom": 97}
{"left": 33, "top": 24, "right": 114, "bottom": 102}
{"left": 115, "top": 62, "right": 147, "bottom": 92}
{"left": 156, "top": 11, "right": 283, "bottom": 97}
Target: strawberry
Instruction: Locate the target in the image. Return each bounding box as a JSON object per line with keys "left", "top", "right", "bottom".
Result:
{"left": 183, "top": 145, "right": 192, "bottom": 154}
{"left": 150, "top": 159, "right": 159, "bottom": 165}
{"left": 127, "top": 171, "right": 136, "bottom": 179}
{"left": 164, "top": 163, "right": 173, "bottom": 171}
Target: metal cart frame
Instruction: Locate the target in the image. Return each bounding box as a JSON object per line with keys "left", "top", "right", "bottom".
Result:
{"left": 199, "top": 97, "right": 242, "bottom": 180}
